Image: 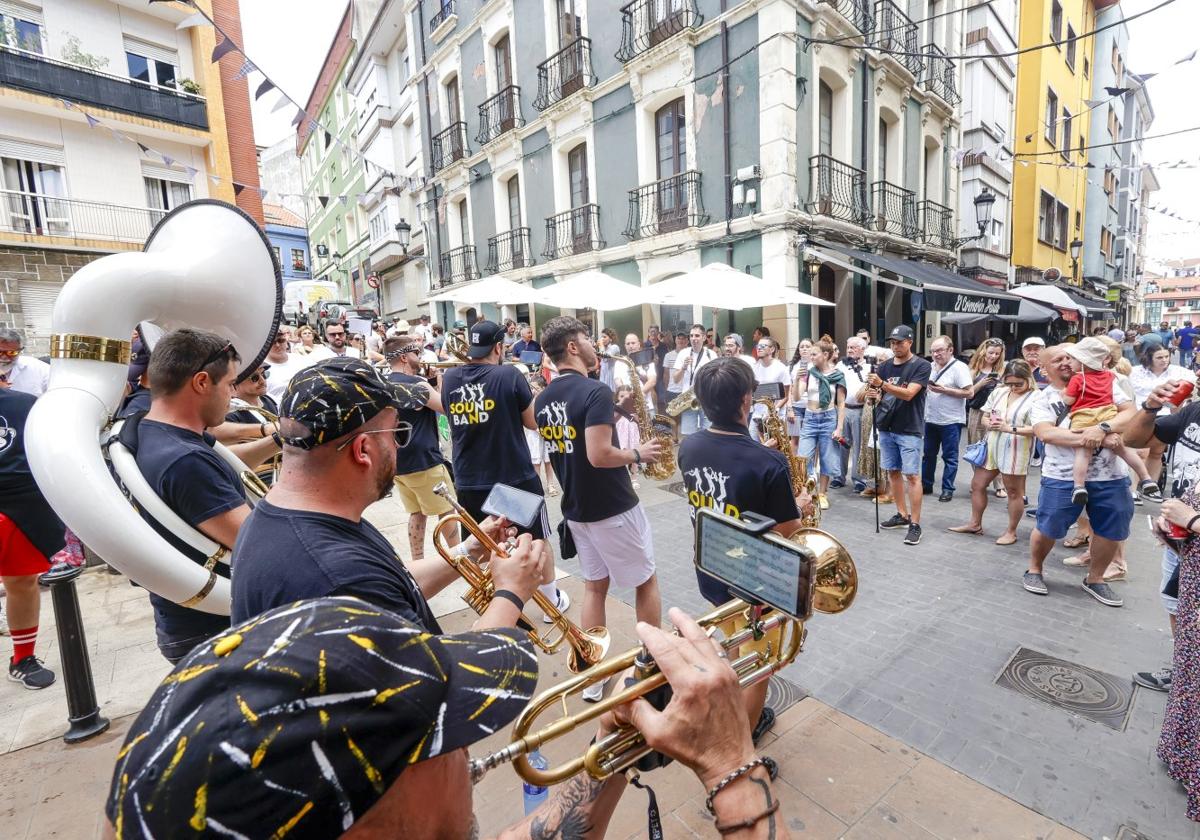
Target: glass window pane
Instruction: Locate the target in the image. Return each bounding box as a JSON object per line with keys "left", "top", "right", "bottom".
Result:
{"left": 168, "top": 181, "right": 191, "bottom": 207}
{"left": 15, "top": 19, "right": 41, "bottom": 54}
{"left": 127, "top": 53, "right": 150, "bottom": 84}
{"left": 154, "top": 60, "right": 177, "bottom": 88}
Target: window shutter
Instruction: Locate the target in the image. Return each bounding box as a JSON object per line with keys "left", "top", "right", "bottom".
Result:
{"left": 18, "top": 280, "right": 61, "bottom": 339}
{"left": 122, "top": 35, "right": 178, "bottom": 67}
{"left": 140, "top": 162, "right": 190, "bottom": 182}
{"left": 0, "top": 1, "right": 43, "bottom": 25}
{"left": 0, "top": 137, "right": 64, "bottom": 165}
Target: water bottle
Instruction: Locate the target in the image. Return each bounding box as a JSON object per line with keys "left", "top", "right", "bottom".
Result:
{"left": 522, "top": 750, "right": 549, "bottom": 814}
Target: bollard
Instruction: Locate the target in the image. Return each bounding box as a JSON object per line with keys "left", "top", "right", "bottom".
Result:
{"left": 43, "top": 564, "right": 110, "bottom": 743}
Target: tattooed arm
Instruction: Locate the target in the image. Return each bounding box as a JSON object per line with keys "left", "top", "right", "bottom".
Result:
{"left": 493, "top": 772, "right": 627, "bottom": 840}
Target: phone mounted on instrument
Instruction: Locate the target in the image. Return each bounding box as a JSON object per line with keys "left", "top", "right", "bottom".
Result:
{"left": 519, "top": 350, "right": 544, "bottom": 366}
{"left": 629, "top": 347, "right": 656, "bottom": 367}
{"left": 753, "top": 382, "right": 787, "bottom": 400}
{"left": 481, "top": 483, "right": 545, "bottom": 530}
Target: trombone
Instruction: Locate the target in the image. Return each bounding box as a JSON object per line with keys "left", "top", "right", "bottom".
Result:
{"left": 431, "top": 483, "right": 610, "bottom": 673}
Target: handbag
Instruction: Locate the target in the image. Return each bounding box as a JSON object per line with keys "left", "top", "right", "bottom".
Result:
{"left": 964, "top": 439, "right": 989, "bottom": 468}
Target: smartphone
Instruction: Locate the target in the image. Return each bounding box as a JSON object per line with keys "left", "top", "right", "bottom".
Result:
{"left": 481, "top": 483, "right": 545, "bottom": 530}
{"left": 754, "top": 382, "right": 787, "bottom": 401}
{"left": 519, "top": 350, "right": 544, "bottom": 366}
{"left": 695, "top": 509, "right": 814, "bottom": 619}
{"left": 629, "top": 347, "right": 656, "bottom": 367}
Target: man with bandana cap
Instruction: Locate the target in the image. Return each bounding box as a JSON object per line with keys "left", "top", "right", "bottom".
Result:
{"left": 231, "top": 357, "right": 546, "bottom": 634}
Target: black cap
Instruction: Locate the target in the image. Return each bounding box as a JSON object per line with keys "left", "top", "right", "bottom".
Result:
{"left": 887, "top": 325, "right": 915, "bottom": 342}
{"left": 466, "top": 320, "right": 505, "bottom": 359}
{"left": 280, "top": 357, "right": 427, "bottom": 449}
{"left": 105, "top": 597, "right": 539, "bottom": 838}
{"left": 127, "top": 337, "right": 150, "bottom": 385}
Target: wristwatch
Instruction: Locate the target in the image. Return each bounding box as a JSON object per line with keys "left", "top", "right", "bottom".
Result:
{"left": 1099, "top": 421, "right": 1113, "bottom": 434}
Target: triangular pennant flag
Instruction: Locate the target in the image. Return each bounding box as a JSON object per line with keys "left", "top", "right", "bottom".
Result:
{"left": 176, "top": 12, "right": 209, "bottom": 30}
{"left": 1084, "top": 99, "right": 1107, "bottom": 108}
{"left": 338, "top": 195, "right": 347, "bottom": 206}
{"left": 233, "top": 183, "right": 245, "bottom": 196}
{"left": 1104, "top": 86, "right": 1130, "bottom": 97}
{"left": 59, "top": 98, "right": 74, "bottom": 110}
{"left": 232, "top": 59, "right": 255, "bottom": 81}
{"left": 271, "top": 93, "right": 292, "bottom": 114}
{"left": 307, "top": 118, "right": 318, "bottom": 133}
{"left": 259, "top": 188, "right": 268, "bottom": 199}
{"left": 255, "top": 78, "right": 275, "bottom": 100}
{"left": 138, "top": 142, "right": 152, "bottom": 154}
{"left": 291, "top": 109, "right": 305, "bottom": 127}
{"left": 209, "top": 174, "right": 221, "bottom": 185}
{"left": 84, "top": 113, "right": 101, "bottom": 128}
{"left": 161, "top": 154, "right": 175, "bottom": 167}
{"left": 318, "top": 196, "right": 330, "bottom": 209}
{"left": 212, "top": 37, "right": 238, "bottom": 63}
{"left": 324, "top": 131, "right": 332, "bottom": 147}
{"left": 185, "top": 166, "right": 199, "bottom": 180}
{"left": 1177, "top": 50, "right": 1197, "bottom": 64}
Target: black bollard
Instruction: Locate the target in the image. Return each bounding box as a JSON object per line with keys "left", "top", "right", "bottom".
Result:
{"left": 44, "top": 564, "right": 110, "bottom": 743}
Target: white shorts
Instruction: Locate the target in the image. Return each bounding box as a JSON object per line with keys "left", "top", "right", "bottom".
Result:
{"left": 525, "top": 427, "right": 546, "bottom": 464}
{"left": 569, "top": 505, "right": 656, "bottom": 588}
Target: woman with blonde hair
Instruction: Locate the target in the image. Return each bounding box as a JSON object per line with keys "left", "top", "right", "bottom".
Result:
{"left": 966, "top": 338, "right": 1007, "bottom": 496}
{"left": 795, "top": 337, "right": 846, "bottom": 510}
{"left": 294, "top": 324, "right": 318, "bottom": 355}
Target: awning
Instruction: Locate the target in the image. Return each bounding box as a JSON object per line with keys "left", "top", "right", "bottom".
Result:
{"left": 1062, "top": 288, "right": 1114, "bottom": 318}
{"left": 1010, "top": 284, "right": 1088, "bottom": 317}
{"left": 810, "top": 243, "right": 1021, "bottom": 317}
{"left": 940, "top": 298, "right": 1058, "bottom": 325}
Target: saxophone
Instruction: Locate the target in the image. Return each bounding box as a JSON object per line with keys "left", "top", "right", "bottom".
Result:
{"left": 666, "top": 387, "right": 698, "bottom": 417}
{"left": 754, "top": 397, "right": 820, "bottom": 527}
{"left": 613, "top": 354, "right": 677, "bottom": 481}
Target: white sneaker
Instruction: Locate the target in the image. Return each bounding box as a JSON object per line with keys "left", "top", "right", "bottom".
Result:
{"left": 543, "top": 589, "right": 570, "bottom": 624}
{"left": 582, "top": 681, "right": 605, "bottom": 703}
{"left": 0, "top": 609, "right": 7, "bottom": 636}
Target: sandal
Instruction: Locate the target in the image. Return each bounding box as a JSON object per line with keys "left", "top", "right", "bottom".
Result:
{"left": 995, "top": 534, "right": 1018, "bottom": 546}
{"left": 948, "top": 524, "right": 984, "bottom": 535}
{"left": 994, "top": 488, "right": 1008, "bottom": 499}
{"left": 1062, "top": 533, "right": 1090, "bottom": 549}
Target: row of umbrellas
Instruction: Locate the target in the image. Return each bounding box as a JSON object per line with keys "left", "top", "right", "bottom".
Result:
{"left": 427, "top": 264, "right": 835, "bottom": 312}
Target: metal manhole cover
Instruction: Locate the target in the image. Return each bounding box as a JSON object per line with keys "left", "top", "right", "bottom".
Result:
{"left": 1115, "top": 826, "right": 1154, "bottom": 840}
{"left": 765, "top": 674, "right": 806, "bottom": 716}
{"left": 666, "top": 481, "right": 688, "bottom": 499}
{"left": 996, "top": 647, "right": 1132, "bottom": 731}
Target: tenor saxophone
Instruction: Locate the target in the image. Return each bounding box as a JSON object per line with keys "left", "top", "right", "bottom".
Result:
{"left": 613, "top": 354, "right": 677, "bottom": 481}
{"left": 666, "top": 387, "right": 698, "bottom": 417}
{"left": 754, "top": 397, "right": 820, "bottom": 527}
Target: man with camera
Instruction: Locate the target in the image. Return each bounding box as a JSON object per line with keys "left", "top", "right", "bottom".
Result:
{"left": 672, "top": 324, "right": 718, "bottom": 435}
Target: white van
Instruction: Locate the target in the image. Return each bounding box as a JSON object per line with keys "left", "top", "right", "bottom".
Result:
{"left": 283, "top": 280, "right": 339, "bottom": 325}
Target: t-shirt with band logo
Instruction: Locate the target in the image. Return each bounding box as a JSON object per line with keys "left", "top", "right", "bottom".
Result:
{"left": 1154, "top": 401, "right": 1200, "bottom": 499}
{"left": 677, "top": 428, "right": 799, "bottom": 527}
{"left": 441, "top": 363, "right": 535, "bottom": 490}
{"left": 534, "top": 370, "right": 638, "bottom": 523}
{"left": 387, "top": 371, "right": 443, "bottom": 476}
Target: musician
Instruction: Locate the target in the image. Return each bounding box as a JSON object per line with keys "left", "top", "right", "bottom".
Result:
{"left": 441, "top": 320, "right": 566, "bottom": 614}
{"left": 231, "top": 358, "right": 545, "bottom": 631}
{"left": 537, "top": 317, "right": 663, "bottom": 700}
{"left": 749, "top": 337, "right": 790, "bottom": 443}
{"left": 613, "top": 332, "right": 658, "bottom": 410}
{"left": 384, "top": 335, "right": 455, "bottom": 563}
{"left": 835, "top": 337, "right": 874, "bottom": 494}
{"left": 134, "top": 329, "right": 252, "bottom": 662}
{"left": 226, "top": 363, "right": 279, "bottom": 488}
{"left": 117, "top": 336, "right": 152, "bottom": 419}
{"left": 671, "top": 324, "right": 718, "bottom": 435}
{"left": 678, "top": 356, "right": 803, "bottom": 744}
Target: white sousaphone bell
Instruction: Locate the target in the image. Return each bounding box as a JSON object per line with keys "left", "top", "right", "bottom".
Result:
{"left": 26, "top": 200, "right": 282, "bottom": 615}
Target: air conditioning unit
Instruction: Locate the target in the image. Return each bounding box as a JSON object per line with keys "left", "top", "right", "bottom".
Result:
{"left": 735, "top": 165, "right": 762, "bottom": 182}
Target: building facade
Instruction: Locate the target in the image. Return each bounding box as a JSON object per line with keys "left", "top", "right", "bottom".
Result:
{"left": 0, "top": 0, "right": 254, "bottom": 352}
{"left": 263, "top": 202, "right": 310, "bottom": 283}
{"left": 1140, "top": 259, "right": 1200, "bottom": 332}
{"left": 258, "top": 135, "right": 308, "bottom": 222}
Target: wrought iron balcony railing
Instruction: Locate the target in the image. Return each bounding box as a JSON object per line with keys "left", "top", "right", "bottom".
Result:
{"left": 0, "top": 44, "right": 208, "bottom": 129}
{"left": 817, "top": 0, "right": 873, "bottom": 34}
{"left": 617, "top": 0, "right": 703, "bottom": 62}
{"left": 871, "top": 180, "right": 919, "bottom": 239}
{"left": 431, "top": 122, "right": 469, "bottom": 172}
{"left": 543, "top": 204, "right": 605, "bottom": 260}
{"left": 919, "top": 199, "right": 954, "bottom": 248}
{"left": 429, "top": 0, "right": 455, "bottom": 32}
{"left": 476, "top": 85, "right": 524, "bottom": 145}
{"left": 625, "top": 171, "right": 707, "bottom": 239}
{"left": 807, "top": 155, "right": 870, "bottom": 227}
{"left": 437, "top": 244, "right": 479, "bottom": 287}
{"left": 535, "top": 38, "right": 596, "bottom": 110}
{"left": 0, "top": 188, "right": 159, "bottom": 243}
{"left": 921, "top": 44, "right": 960, "bottom": 106}
{"left": 872, "top": 0, "right": 923, "bottom": 78}
{"left": 487, "top": 228, "right": 534, "bottom": 273}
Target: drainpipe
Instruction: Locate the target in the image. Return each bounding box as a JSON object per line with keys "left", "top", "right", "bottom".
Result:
{"left": 720, "top": 0, "right": 734, "bottom": 336}
{"left": 860, "top": 52, "right": 870, "bottom": 337}
{"left": 416, "top": 0, "right": 443, "bottom": 319}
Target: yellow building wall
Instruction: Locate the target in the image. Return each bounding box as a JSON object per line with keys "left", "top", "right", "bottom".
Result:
{"left": 191, "top": 0, "right": 236, "bottom": 205}
{"left": 1012, "top": 0, "right": 1095, "bottom": 284}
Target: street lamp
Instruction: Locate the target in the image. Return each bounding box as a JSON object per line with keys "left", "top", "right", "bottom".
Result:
{"left": 804, "top": 252, "right": 822, "bottom": 286}
{"left": 973, "top": 187, "right": 996, "bottom": 237}
{"left": 1070, "top": 238, "right": 1083, "bottom": 282}
{"left": 395, "top": 218, "right": 412, "bottom": 254}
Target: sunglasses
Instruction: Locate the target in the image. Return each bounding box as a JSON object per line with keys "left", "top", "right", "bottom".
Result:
{"left": 194, "top": 342, "right": 234, "bottom": 378}
{"left": 1003, "top": 379, "right": 1025, "bottom": 387}
{"left": 335, "top": 423, "right": 413, "bottom": 452}
{"left": 248, "top": 370, "right": 271, "bottom": 383}
{"left": 0, "top": 348, "right": 20, "bottom": 358}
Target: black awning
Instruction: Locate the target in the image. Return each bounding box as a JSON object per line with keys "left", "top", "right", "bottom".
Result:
{"left": 1062, "top": 288, "right": 1114, "bottom": 317}
{"left": 816, "top": 243, "right": 1021, "bottom": 317}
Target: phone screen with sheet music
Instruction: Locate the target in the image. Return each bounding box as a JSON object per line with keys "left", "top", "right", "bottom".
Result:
{"left": 695, "top": 509, "right": 812, "bottom": 618}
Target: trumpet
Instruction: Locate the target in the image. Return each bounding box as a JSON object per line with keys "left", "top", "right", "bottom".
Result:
{"left": 228, "top": 398, "right": 280, "bottom": 503}
{"left": 431, "top": 483, "right": 610, "bottom": 673}
{"left": 470, "top": 527, "right": 856, "bottom": 786}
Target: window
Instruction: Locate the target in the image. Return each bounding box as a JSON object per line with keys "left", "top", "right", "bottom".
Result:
{"left": 271, "top": 246, "right": 281, "bottom": 265}
{"left": 1061, "top": 109, "right": 1072, "bottom": 160}
{"left": 1, "top": 155, "right": 66, "bottom": 234}
{"left": 494, "top": 34, "right": 512, "bottom": 90}
{"left": 1075, "top": 210, "right": 1082, "bottom": 232}
{"left": 507, "top": 174, "right": 521, "bottom": 230}
{"left": 1045, "top": 89, "right": 1058, "bottom": 145}
{"left": 1050, "top": 1, "right": 1062, "bottom": 42}
{"left": 144, "top": 176, "right": 191, "bottom": 223}
{"left": 877, "top": 117, "right": 888, "bottom": 181}
{"left": 369, "top": 206, "right": 390, "bottom": 242}
{"left": 818, "top": 82, "right": 833, "bottom": 157}
{"left": 457, "top": 198, "right": 469, "bottom": 245}
{"left": 1079, "top": 134, "right": 1086, "bottom": 158}
{"left": 655, "top": 98, "right": 686, "bottom": 180}
{"left": 1083, "top": 57, "right": 1090, "bottom": 78}
{"left": 1055, "top": 202, "right": 1068, "bottom": 250}
{"left": 1165, "top": 300, "right": 1177, "bottom": 308}
{"left": 126, "top": 52, "right": 178, "bottom": 89}
{"left": 1, "top": 11, "right": 43, "bottom": 54}
{"left": 556, "top": 0, "right": 582, "bottom": 49}
{"left": 1108, "top": 106, "right": 1119, "bottom": 140}
{"left": 446, "top": 76, "right": 460, "bottom": 124}
{"left": 568, "top": 144, "right": 589, "bottom": 208}
{"left": 291, "top": 249, "right": 307, "bottom": 271}
{"left": 1065, "top": 25, "right": 1076, "bottom": 69}
{"left": 1038, "top": 191, "right": 1055, "bottom": 244}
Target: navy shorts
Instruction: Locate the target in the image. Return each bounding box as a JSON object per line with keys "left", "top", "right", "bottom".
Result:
{"left": 1035, "top": 477, "right": 1134, "bottom": 542}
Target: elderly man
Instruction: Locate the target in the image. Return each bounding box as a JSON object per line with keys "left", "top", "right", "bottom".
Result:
{"left": 0, "top": 329, "right": 49, "bottom": 396}
{"left": 1022, "top": 336, "right": 1048, "bottom": 388}
{"left": 614, "top": 332, "right": 658, "bottom": 410}
{"left": 836, "top": 336, "right": 874, "bottom": 494}
{"left": 922, "top": 335, "right": 973, "bottom": 502}
{"left": 1022, "top": 344, "right": 1134, "bottom": 605}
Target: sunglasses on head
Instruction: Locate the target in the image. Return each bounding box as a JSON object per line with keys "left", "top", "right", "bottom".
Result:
{"left": 334, "top": 422, "right": 413, "bottom": 452}
{"left": 984, "top": 339, "right": 1004, "bottom": 347}
{"left": 194, "top": 342, "right": 234, "bottom": 377}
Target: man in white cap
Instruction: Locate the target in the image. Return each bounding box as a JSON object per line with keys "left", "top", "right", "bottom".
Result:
{"left": 1021, "top": 336, "right": 1049, "bottom": 389}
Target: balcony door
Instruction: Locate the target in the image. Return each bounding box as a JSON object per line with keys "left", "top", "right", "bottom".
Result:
{"left": 655, "top": 98, "right": 687, "bottom": 233}
{"left": 507, "top": 175, "right": 526, "bottom": 268}
{"left": 557, "top": 0, "right": 585, "bottom": 96}
{"left": 494, "top": 35, "right": 516, "bottom": 132}
{"left": 446, "top": 76, "right": 461, "bottom": 126}
{"left": 568, "top": 144, "right": 591, "bottom": 252}
{"left": 144, "top": 176, "right": 192, "bottom": 226}
{"left": 649, "top": 0, "right": 686, "bottom": 46}
{"left": 1, "top": 157, "right": 67, "bottom": 235}
{"left": 556, "top": 0, "right": 580, "bottom": 48}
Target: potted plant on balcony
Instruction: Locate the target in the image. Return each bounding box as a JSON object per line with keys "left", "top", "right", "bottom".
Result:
{"left": 178, "top": 78, "right": 202, "bottom": 95}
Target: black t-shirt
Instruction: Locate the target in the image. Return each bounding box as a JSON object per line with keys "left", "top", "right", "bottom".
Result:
{"left": 230, "top": 500, "right": 440, "bottom": 632}
{"left": 0, "top": 389, "right": 64, "bottom": 559}
{"left": 225, "top": 395, "right": 279, "bottom": 426}
{"left": 534, "top": 370, "right": 639, "bottom": 523}
{"left": 117, "top": 386, "right": 151, "bottom": 420}
{"left": 134, "top": 419, "right": 245, "bottom": 652}
{"left": 1155, "top": 402, "right": 1200, "bottom": 499}
{"left": 875, "top": 355, "right": 932, "bottom": 436}
{"left": 678, "top": 428, "right": 800, "bottom": 526}
{"left": 441, "top": 363, "right": 535, "bottom": 490}
{"left": 388, "top": 371, "right": 443, "bottom": 475}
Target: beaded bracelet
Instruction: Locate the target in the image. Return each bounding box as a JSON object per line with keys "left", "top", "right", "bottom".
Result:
{"left": 704, "top": 757, "right": 773, "bottom": 814}
{"left": 1187, "top": 514, "right": 1200, "bottom": 534}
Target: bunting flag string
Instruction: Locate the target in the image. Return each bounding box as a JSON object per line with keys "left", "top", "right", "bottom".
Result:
{"left": 254, "top": 78, "right": 276, "bottom": 100}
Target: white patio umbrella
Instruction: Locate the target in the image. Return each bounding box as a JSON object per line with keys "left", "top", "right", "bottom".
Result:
{"left": 1010, "top": 284, "right": 1088, "bottom": 317}
{"left": 427, "top": 274, "right": 534, "bottom": 305}
{"left": 641, "top": 263, "right": 834, "bottom": 309}
{"left": 534, "top": 270, "right": 645, "bottom": 311}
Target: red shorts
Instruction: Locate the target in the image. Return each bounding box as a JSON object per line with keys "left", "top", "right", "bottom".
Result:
{"left": 0, "top": 513, "right": 52, "bottom": 577}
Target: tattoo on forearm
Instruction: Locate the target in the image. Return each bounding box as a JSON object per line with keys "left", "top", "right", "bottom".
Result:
{"left": 749, "top": 776, "right": 776, "bottom": 840}
{"left": 529, "top": 773, "right": 606, "bottom": 840}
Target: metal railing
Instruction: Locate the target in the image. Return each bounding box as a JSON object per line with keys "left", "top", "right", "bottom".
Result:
{"left": 535, "top": 38, "right": 596, "bottom": 110}
{"left": 817, "top": 0, "right": 873, "bottom": 34}
{"left": 921, "top": 44, "right": 960, "bottom": 106}
{"left": 807, "top": 155, "right": 870, "bottom": 226}
{"left": 872, "top": 1, "right": 923, "bottom": 78}
{"left": 617, "top": 0, "right": 703, "bottom": 62}
{"left": 0, "top": 189, "right": 158, "bottom": 243}
{"left": 437, "top": 244, "right": 479, "bottom": 287}
{"left": 625, "top": 170, "right": 708, "bottom": 239}
{"left": 431, "top": 122, "right": 470, "bottom": 172}
{"left": 918, "top": 199, "right": 954, "bottom": 248}
{"left": 0, "top": 44, "right": 208, "bottom": 130}
{"left": 871, "top": 180, "right": 919, "bottom": 239}
{"left": 486, "top": 228, "right": 534, "bottom": 273}
{"left": 544, "top": 204, "right": 605, "bottom": 260}
{"left": 476, "top": 85, "right": 524, "bottom": 145}
{"left": 429, "top": 0, "right": 456, "bottom": 32}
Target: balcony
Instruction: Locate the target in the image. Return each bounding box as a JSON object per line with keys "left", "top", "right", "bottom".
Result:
{"left": 872, "top": 1, "right": 923, "bottom": 78}
{"left": 476, "top": 85, "right": 524, "bottom": 145}
{"left": 625, "top": 171, "right": 708, "bottom": 239}
{"left": 289, "top": 268, "right": 313, "bottom": 279}
{"left": 486, "top": 228, "right": 534, "bottom": 273}
{"left": 535, "top": 38, "right": 596, "bottom": 111}
{"left": 0, "top": 189, "right": 158, "bottom": 245}
{"left": 921, "top": 44, "right": 960, "bottom": 106}
{"left": 918, "top": 199, "right": 954, "bottom": 249}
{"left": 817, "top": 0, "right": 872, "bottom": 34}
{"left": 870, "top": 181, "right": 918, "bottom": 239}
{"left": 437, "top": 244, "right": 479, "bottom": 287}
{"left": 544, "top": 204, "right": 605, "bottom": 260}
{"left": 429, "top": 0, "right": 456, "bottom": 34}
{"left": 807, "top": 155, "right": 870, "bottom": 227}
{"left": 617, "top": 0, "right": 703, "bottom": 62}
{"left": 0, "top": 45, "right": 208, "bottom": 130}
{"left": 431, "top": 122, "right": 469, "bottom": 172}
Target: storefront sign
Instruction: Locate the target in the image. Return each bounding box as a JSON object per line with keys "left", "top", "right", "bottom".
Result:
{"left": 1105, "top": 288, "right": 1120, "bottom": 302}
{"left": 921, "top": 288, "right": 1020, "bottom": 317}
